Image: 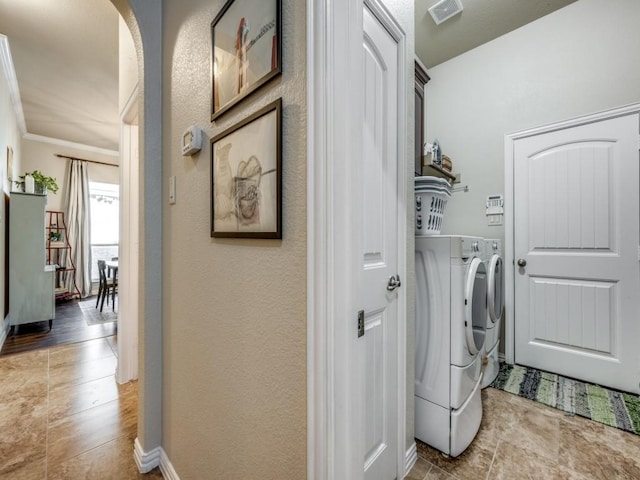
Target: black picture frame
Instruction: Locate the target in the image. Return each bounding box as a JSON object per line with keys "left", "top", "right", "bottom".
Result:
{"left": 210, "top": 98, "right": 282, "bottom": 238}
{"left": 211, "top": 0, "right": 282, "bottom": 121}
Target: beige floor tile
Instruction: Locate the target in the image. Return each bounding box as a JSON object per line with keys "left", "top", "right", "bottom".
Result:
{"left": 559, "top": 415, "right": 640, "bottom": 480}
{"left": 425, "top": 464, "right": 457, "bottom": 480}
{"left": 0, "top": 400, "right": 48, "bottom": 476}
{"left": 495, "top": 391, "right": 561, "bottom": 462}
{"left": 47, "top": 393, "right": 137, "bottom": 466}
{"left": 48, "top": 375, "right": 136, "bottom": 423}
{"left": 0, "top": 457, "right": 47, "bottom": 480}
{"left": 417, "top": 437, "right": 494, "bottom": 480}
{"left": 0, "top": 350, "right": 48, "bottom": 401}
{"left": 106, "top": 335, "right": 118, "bottom": 357}
{"left": 48, "top": 338, "right": 114, "bottom": 368}
{"left": 406, "top": 457, "right": 431, "bottom": 480}
{"left": 47, "top": 436, "right": 163, "bottom": 480}
{"left": 48, "top": 355, "right": 117, "bottom": 389}
{"left": 488, "top": 440, "right": 588, "bottom": 480}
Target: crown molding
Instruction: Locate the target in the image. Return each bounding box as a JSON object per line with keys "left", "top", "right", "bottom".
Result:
{"left": 23, "top": 133, "right": 120, "bottom": 158}
{"left": 1, "top": 34, "right": 119, "bottom": 159}
{"left": 0, "top": 34, "right": 27, "bottom": 136}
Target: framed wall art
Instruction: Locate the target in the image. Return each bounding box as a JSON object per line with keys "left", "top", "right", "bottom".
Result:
{"left": 211, "top": 98, "right": 282, "bottom": 238}
{"left": 6, "top": 146, "right": 13, "bottom": 182}
{"left": 211, "top": 0, "right": 282, "bottom": 121}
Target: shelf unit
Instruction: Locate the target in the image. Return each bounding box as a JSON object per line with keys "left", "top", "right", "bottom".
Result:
{"left": 421, "top": 163, "right": 457, "bottom": 184}
{"left": 46, "top": 210, "right": 81, "bottom": 301}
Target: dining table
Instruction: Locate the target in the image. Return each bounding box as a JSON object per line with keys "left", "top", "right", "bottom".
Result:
{"left": 106, "top": 260, "right": 118, "bottom": 280}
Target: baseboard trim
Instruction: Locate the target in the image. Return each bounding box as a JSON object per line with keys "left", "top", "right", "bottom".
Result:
{"left": 405, "top": 442, "right": 417, "bottom": 476}
{"left": 134, "top": 438, "right": 181, "bottom": 479}
{"left": 133, "top": 438, "right": 161, "bottom": 473}
{"left": 160, "top": 449, "right": 180, "bottom": 480}
{"left": 0, "top": 318, "right": 9, "bottom": 351}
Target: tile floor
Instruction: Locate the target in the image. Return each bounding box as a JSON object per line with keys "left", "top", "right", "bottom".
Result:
{"left": 406, "top": 387, "right": 640, "bottom": 480}
{"left": 0, "top": 336, "right": 163, "bottom": 479}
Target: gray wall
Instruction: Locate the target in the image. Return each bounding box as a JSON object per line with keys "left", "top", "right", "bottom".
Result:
{"left": 426, "top": 0, "right": 640, "bottom": 242}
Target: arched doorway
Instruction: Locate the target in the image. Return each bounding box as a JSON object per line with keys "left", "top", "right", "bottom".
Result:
{"left": 109, "top": 0, "right": 163, "bottom": 471}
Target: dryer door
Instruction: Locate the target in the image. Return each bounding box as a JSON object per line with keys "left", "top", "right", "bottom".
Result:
{"left": 464, "top": 258, "right": 487, "bottom": 355}
{"left": 487, "top": 254, "right": 504, "bottom": 325}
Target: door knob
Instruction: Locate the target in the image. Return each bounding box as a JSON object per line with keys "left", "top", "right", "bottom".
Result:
{"left": 387, "top": 274, "right": 401, "bottom": 291}
{"left": 517, "top": 259, "right": 527, "bottom": 267}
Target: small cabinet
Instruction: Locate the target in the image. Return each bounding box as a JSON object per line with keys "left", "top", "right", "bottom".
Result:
{"left": 9, "top": 193, "right": 55, "bottom": 329}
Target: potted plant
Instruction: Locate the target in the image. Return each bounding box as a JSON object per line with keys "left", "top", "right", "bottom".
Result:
{"left": 14, "top": 170, "right": 59, "bottom": 195}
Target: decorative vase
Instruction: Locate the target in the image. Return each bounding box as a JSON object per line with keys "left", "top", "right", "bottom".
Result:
{"left": 25, "top": 175, "right": 35, "bottom": 194}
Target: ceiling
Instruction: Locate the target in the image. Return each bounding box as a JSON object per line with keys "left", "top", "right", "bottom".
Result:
{"left": 0, "top": 0, "right": 120, "bottom": 153}
{"left": 0, "top": 0, "right": 578, "bottom": 154}
{"left": 415, "top": 0, "right": 578, "bottom": 68}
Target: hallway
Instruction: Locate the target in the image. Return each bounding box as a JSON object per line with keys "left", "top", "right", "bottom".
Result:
{"left": 0, "top": 336, "right": 162, "bottom": 479}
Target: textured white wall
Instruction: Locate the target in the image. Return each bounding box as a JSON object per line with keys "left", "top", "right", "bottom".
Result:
{"left": 118, "top": 17, "right": 137, "bottom": 113}
{"left": 20, "top": 138, "right": 119, "bottom": 212}
{"left": 162, "top": 1, "right": 307, "bottom": 477}
{"left": 426, "top": 0, "right": 640, "bottom": 242}
{"left": 0, "top": 56, "right": 21, "bottom": 329}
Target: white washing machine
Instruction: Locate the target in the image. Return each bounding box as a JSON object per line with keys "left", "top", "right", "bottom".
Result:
{"left": 481, "top": 238, "right": 504, "bottom": 388}
{"left": 415, "top": 235, "right": 487, "bottom": 457}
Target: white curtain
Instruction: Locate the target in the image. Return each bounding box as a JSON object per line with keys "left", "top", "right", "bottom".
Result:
{"left": 64, "top": 160, "right": 92, "bottom": 298}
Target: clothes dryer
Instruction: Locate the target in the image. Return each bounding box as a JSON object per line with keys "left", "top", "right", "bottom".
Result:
{"left": 415, "top": 235, "right": 487, "bottom": 457}
{"left": 481, "top": 238, "right": 504, "bottom": 388}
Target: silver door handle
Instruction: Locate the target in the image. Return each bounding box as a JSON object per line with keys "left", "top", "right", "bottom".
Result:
{"left": 387, "top": 274, "right": 401, "bottom": 291}
{"left": 517, "top": 259, "right": 527, "bottom": 267}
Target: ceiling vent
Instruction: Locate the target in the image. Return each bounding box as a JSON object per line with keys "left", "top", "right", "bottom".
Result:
{"left": 428, "top": 0, "right": 464, "bottom": 25}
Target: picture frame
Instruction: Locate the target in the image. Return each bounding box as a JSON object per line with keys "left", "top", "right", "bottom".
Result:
{"left": 211, "top": 98, "right": 282, "bottom": 238}
{"left": 211, "top": 0, "right": 282, "bottom": 121}
{"left": 6, "top": 146, "right": 13, "bottom": 182}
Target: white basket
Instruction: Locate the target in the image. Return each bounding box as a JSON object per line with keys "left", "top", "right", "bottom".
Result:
{"left": 415, "top": 188, "right": 450, "bottom": 235}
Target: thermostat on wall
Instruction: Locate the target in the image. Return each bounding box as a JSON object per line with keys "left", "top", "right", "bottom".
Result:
{"left": 182, "top": 125, "right": 202, "bottom": 156}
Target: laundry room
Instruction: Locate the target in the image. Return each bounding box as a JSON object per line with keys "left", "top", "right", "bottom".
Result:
{"left": 419, "top": 0, "right": 639, "bottom": 371}
{"left": 412, "top": 0, "right": 640, "bottom": 475}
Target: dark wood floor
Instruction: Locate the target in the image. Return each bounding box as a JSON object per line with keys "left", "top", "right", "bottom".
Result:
{"left": 1, "top": 297, "right": 117, "bottom": 356}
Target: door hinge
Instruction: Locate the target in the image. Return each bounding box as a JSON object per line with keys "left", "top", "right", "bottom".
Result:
{"left": 637, "top": 245, "right": 640, "bottom": 262}
{"left": 357, "top": 310, "right": 365, "bottom": 338}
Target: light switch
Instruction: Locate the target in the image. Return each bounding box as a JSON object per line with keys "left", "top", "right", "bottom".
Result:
{"left": 169, "top": 176, "right": 176, "bottom": 204}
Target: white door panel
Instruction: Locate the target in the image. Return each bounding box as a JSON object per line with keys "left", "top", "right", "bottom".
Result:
{"left": 361, "top": 5, "right": 398, "bottom": 480}
{"left": 514, "top": 114, "right": 640, "bottom": 393}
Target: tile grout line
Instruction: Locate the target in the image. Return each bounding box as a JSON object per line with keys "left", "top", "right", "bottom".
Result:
{"left": 485, "top": 438, "right": 499, "bottom": 480}
{"left": 45, "top": 347, "right": 50, "bottom": 479}
{"left": 421, "top": 462, "right": 432, "bottom": 480}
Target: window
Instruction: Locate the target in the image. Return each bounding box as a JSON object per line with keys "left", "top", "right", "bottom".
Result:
{"left": 90, "top": 182, "right": 119, "bottom": 282}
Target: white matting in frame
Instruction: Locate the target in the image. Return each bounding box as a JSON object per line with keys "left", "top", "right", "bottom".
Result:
{"left": 210, "top": 98, "right": 282, "bottom": 238}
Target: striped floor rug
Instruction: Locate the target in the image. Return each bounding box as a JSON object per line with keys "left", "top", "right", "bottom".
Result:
{"left": 491, "top": 363, "right": 640, "bottom": 436}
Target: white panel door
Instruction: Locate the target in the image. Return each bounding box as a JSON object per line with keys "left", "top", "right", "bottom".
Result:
{"left": 361, "top": 5, "right": 399, "bottom": 480}
{"left": 514, "top": 114, "right": 640, "bottom": 393}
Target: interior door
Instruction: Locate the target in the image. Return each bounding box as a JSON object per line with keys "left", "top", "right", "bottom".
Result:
{"left": 513, "top": 113, "right": 640, "bottom": 393}
{"left": 360, "top": 5, "right": 399, "bottom": 479}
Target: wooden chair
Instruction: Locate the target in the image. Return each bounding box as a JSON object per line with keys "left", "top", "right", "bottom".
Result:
{"left": 96, "top": 260, "right": 117, "bottom": 312}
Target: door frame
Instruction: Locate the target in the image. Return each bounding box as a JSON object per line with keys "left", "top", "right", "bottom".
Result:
{"left": 117, "top": 85, "right": 139, "bottom": 383}
{"left": 504, "top": 102, "right": 640, "bottom": 364}
{"left": 307, "top": 0, "right": 408, "bottom": 477}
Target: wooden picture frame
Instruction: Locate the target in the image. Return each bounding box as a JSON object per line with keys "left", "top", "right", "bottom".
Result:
{"left": 211, "top": 0, "right": 282, "bottom": 121}
{"left": 211, "top": 98, "right": 282, "bottom": 238}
